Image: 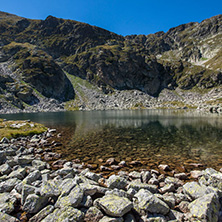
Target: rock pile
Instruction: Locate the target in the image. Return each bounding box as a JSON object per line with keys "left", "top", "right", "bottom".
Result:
{"left": 0, "top": 131, "right": 222, "bottom": 221}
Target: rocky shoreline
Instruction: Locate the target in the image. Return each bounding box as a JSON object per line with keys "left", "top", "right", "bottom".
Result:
{"left": 0, "top": 129, "right": 222, "bottom": 221}
{"left": 0, "top": 87, "right": 221, "bottom": 114}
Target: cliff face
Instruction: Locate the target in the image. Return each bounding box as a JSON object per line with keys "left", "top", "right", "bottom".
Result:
{"left": 0, "top": 11, "right": 221, "bottom": 112}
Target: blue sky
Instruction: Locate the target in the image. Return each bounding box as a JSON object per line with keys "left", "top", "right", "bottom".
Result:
{"left": 1, "top": 0, "right": 222, "bottom": 36}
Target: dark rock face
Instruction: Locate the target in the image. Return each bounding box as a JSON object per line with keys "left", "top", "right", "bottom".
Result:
{"left": 0, "top": 11, "right": 221, "bottom": 111}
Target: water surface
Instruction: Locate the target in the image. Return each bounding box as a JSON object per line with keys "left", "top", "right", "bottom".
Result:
{"left": 1, "top": 110, "right": 222, "bottom": 171}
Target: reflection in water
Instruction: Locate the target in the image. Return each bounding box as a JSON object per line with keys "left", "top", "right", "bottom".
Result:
{"left": 1, "top": 110, "right": 222, "bottom": 170}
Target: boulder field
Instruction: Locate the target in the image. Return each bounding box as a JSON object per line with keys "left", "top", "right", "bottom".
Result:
{"left": 0, "top": 129, "right": 222, "bottom": 221}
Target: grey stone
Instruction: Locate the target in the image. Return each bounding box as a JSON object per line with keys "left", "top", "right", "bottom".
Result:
{"left": 141, "top": 171, "right": 152, "bottom": 183}
{"left": 106, "top": 175, "right": 127, "bottom": 189}
{"left": 80, "top": 195, "right": 93, "bottom": 208}
{"left": 58, "top": 178, "right": 77, "bottom": 196}
{"left": 95, "top": 194, "right": 133, "bottom": 217}
{"left": 188, "top": 193, "right": 220, "bottom": 222}
{"left": 190, "top": 170, "right": 203, "bottom": 179}
{"left": 174, "top": 193, "right": 191, "bottom": 205}
{"left": 159, "top": 183, "right": 175, "bottom": 194}
{"left": 183, "top": 181, "right": 208, "bottom": 200}
{"left": 40, "top": 180, "right": 60, "bottom": 198}
{"left": 7, "top": 167, "right": 26, "bottom": 180}
{"left": 149, "top": 177, "right": 159, "bottom": 185}
{"left": 1, "top": 137, "right": 9, "bottom": 144}
{"left": 99, "top": 216, "right": 124, "bottom": 222}
{"left": 0, "top": 151, "right": 6, "bottom": 164}
{"left": 106, "top": 188, "right": 130, "bottom": 199}
{"left": 145, "top": 215, "right": 167, "bottom": 222}
{"left": 0, "top": 212, "right": 19, "bottom": 222}
{"left": 10, "top": 188, "right": 22, "bottom": 201}
{"left": 128, "top": 171, "right": 141, "bottom": 180}
{"left": 0, "top": 178, "right": 20, "bottom": 192}
{"left": 0, "top": 163, "right": 12, "bottom": 175}
{"left": 41, "top": 173, "right": 50, "bottom": 181}
{"left": 0, "top": 193, "right": 16, "bottom": 214}
{"left": 84, "top": 206, "right": 104, "bottom": 222}
{"left": 85, "top": 171, "right": 102, "bottom": 182}
{"left": 167, "top": 210, "right": 184, "bottom": 221}
{"left": 134, "top": 189, "right": 169, "bottom": 215}
{"left": 174, "top": 173, "right": 188, "bottom": 180}
{"left": 55, "top": 167, "right": 74, "bottom": 176}
{"left": 127, "top": 181, "right": 158, "bottom": 193}
{"left": 42, "top": 207, "right": 84, "bottom": 222}
{"left": 23, "top": 170, "right": 41, "bottom": 184}
{"left": 32, "top": 160, "right": 47, "bottom": 171}
{"left": 202, "top": 169, "right": 222, "bottom": 190}
{"left": 15, "top": 155, "right": 35, "bottom": 165}
{"left": 23, "top": 194, "right": 48, "bottom": 214}
{"left": 155, "top": 193, "right": 175, "bottom": 209}
{"left": 127, "top": 188, "right": 137, "bottom": 198}
{"left": 178, "top": 201, "right": 189, "bottom": 213}
{"left": 55, "top": 185, "right": 84, "bottom": 208}
{"left": 5, "top": 149, "right": 16, "bottom": 156}
{"left": 6, "top": 159, "right": 17, "bottom": 168}
{"left": 80, "top": 183, "right": 98, "bottom": 196}
{"left": 165, "top": 177, "right": 183, "bottom": 187}
{"left": 29, "top": 205, "right": 54, "bottom": 222}
{"left": 21, "top": 184, "right": 37, "bottom": 205}
{"left": 158, "top": 164, "right": 170, "bottom": 171}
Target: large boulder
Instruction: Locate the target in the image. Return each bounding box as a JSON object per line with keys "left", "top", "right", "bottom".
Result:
{"left": 200, "top": 168, "right": 222, "bottom": 190}
{"left": 55, "top": 185, "right": 84, "bottom": 208}
{"left": 29, "top": 205, "right": 54, "bottom": 222}
{"left": 127, "top": 181, "right": 158, "bottom": 193}
{"left": 40, "top": 180, "right": 60, "bottom": 198}
{"left": 0, "top": 212, "right": 19, "bottom": 222}
{"left": 0, "top": 192, "right": 17, "bottom": 214}
{"left": 94, "top": 194, "right": 133, "bottom": 217}
{"left": 106, "top": 175, "right": 128, "bottom": 189}
{"left": 188, "top": 193, "right": 220, "bottom": 222}
{"left": 23, "top": 194, "right": 48, "bottom": 214}
{"left": 183, "top": 181, "right": 209, "bottom": 200}
{"left": 133, "top": 189, "right": 169, "bottom": 215}
{"left": 0, "top": 178, "right": 20, "bottom": 192}
{"left": 41, "top": 206, "right": 84, "bottom": 222}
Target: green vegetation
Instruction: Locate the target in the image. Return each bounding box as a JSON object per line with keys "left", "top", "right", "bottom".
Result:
{"left": 162, "top": 101, "right": 198, "bottom": 109}
{"left": 0, "top": 119, "right": 47, "bottom": 139}
{"left": 204, "top": 49, "right": 222, "bottom": 70}
{"left": 205, "top": 98, "right": 222, "bottom": 105}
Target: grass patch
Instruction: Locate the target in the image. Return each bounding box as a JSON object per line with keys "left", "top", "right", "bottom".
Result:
{"left": 205, "top": 98, "right": 222, "bottom": 105}
{"left": 0, "top": 119, "right": 47, "bottom": 140}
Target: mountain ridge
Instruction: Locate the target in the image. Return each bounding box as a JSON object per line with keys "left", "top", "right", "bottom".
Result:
{"left": 0, "top": 12, "right": 221, "bottom": 113}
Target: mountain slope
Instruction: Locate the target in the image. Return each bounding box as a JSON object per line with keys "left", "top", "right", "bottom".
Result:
{"left": 0, "top": 12, "right": 221, "bottom": 112}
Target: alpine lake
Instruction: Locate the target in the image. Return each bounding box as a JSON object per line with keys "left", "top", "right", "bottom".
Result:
{"left": 1, "top": 109, "right": 222, "bottom": 174}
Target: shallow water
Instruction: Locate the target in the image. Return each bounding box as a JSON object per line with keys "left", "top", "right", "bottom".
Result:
{"left": 1, "top": 110, "right": 222, "bottom": 171}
